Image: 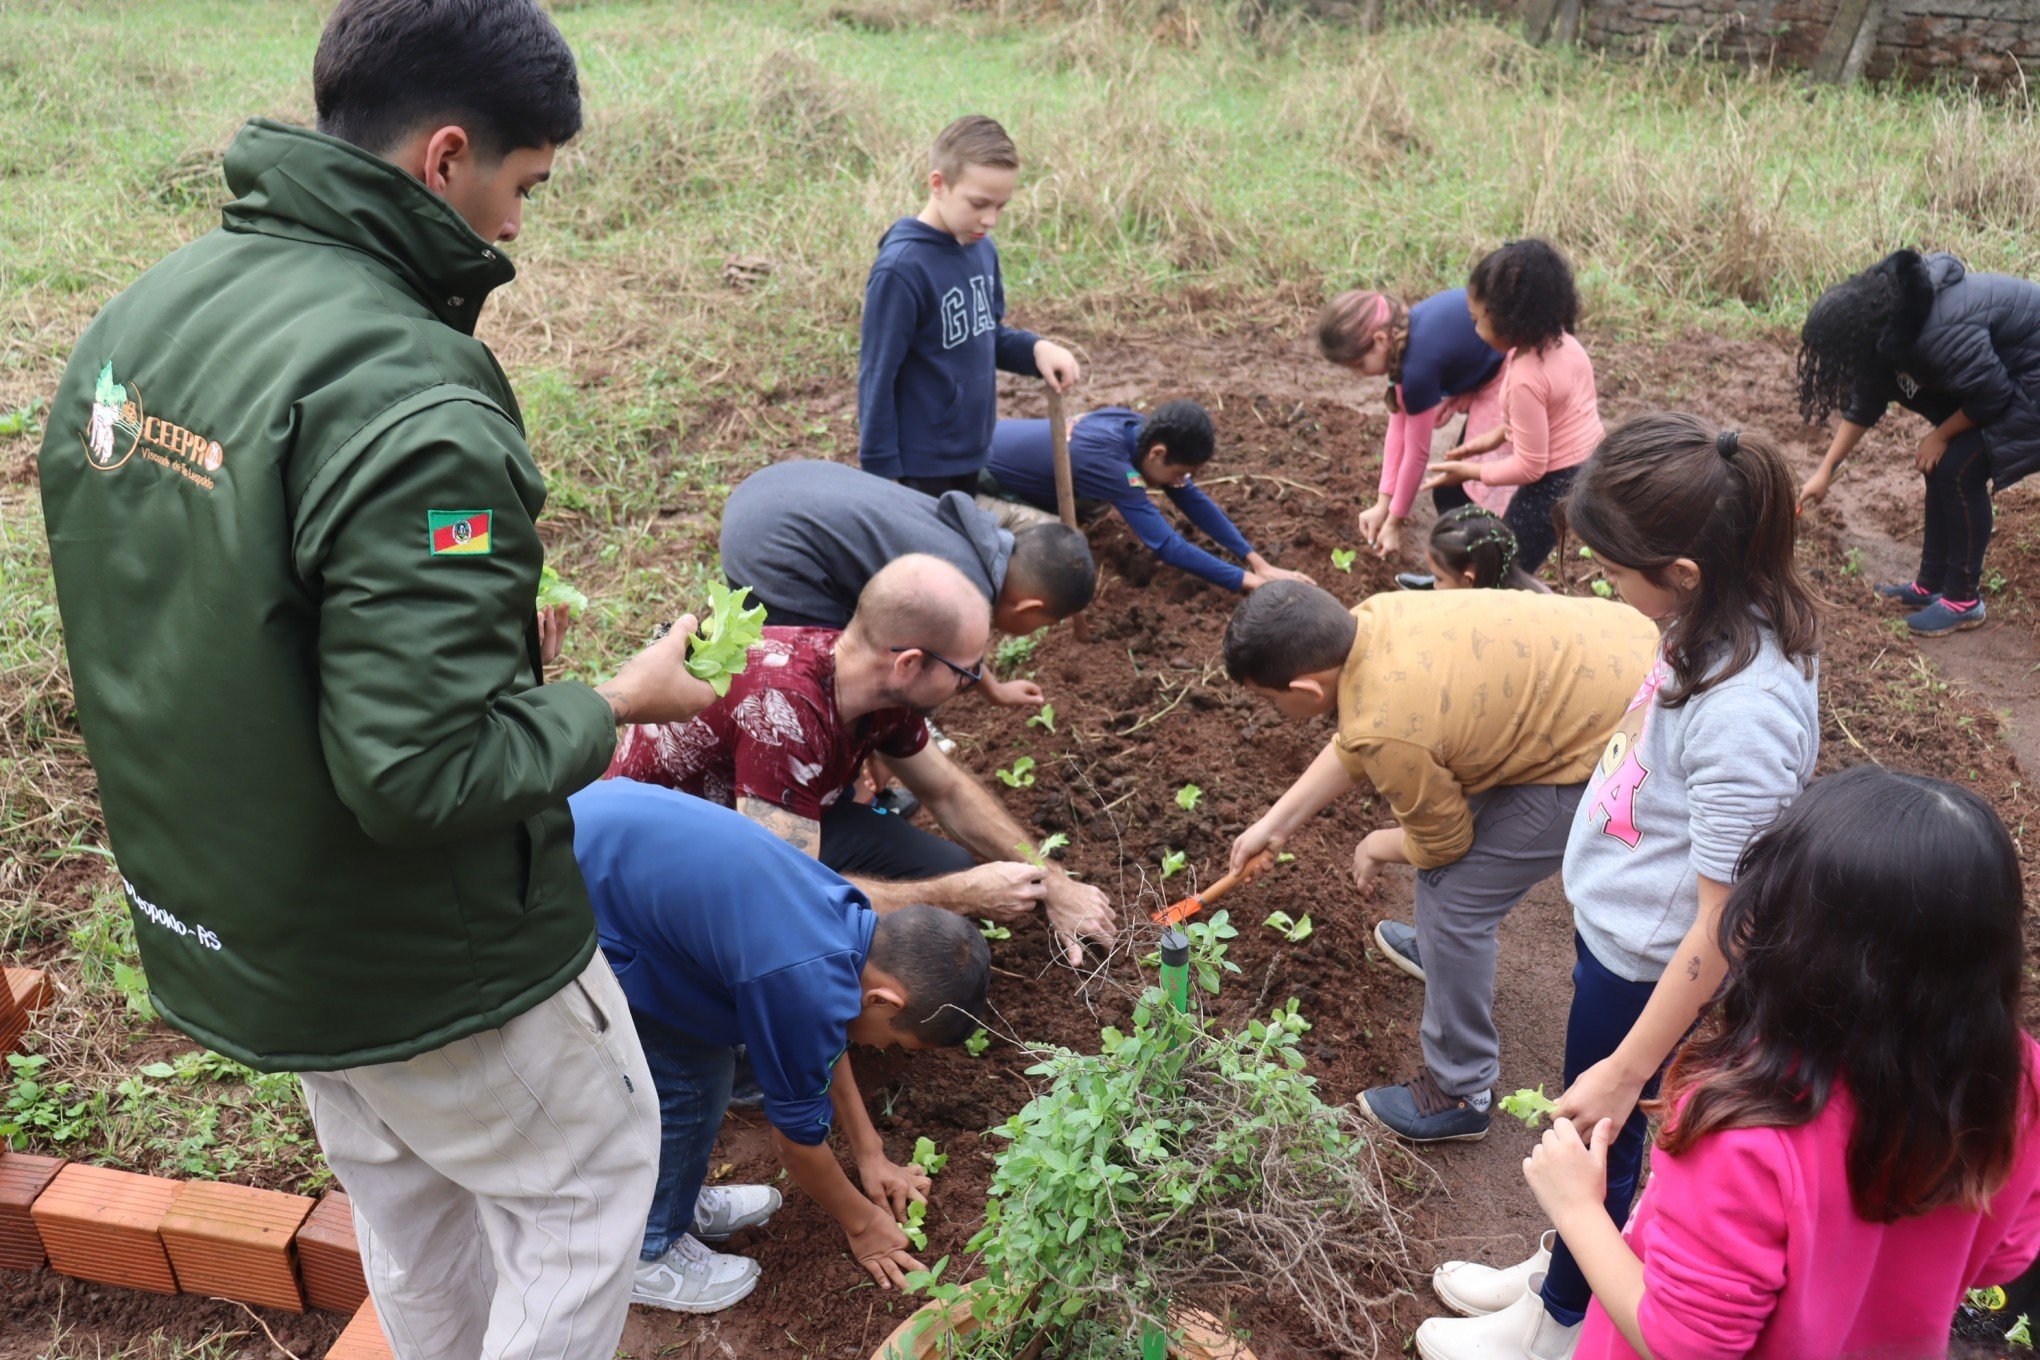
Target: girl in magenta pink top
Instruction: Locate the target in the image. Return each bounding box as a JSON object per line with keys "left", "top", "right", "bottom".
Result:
{"left": 1524, "top": 764, "right": 2040, "bottom": 1360}
{"left": 1424, "top": 239, "right": 1604, "bottom": 576}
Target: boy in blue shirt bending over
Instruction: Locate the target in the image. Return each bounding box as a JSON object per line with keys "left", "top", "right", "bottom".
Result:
{"left": 858, "top": 114, "right": 1078, "bottom": 496}
{"left": 984, "top": 400, "right": 1316, "bottom": 593}
{"left": 571, "top": 779, "right": 989, "bottom": 1314}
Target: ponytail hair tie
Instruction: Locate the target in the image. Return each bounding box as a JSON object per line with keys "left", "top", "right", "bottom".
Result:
{"left": 1717, "top": 429, "right": 1741, "bottom": 460}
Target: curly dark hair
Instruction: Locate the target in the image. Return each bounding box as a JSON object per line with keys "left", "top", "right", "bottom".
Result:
{"left": 1466, "top": 239, "right": 1579, "bottom": 352}
{"left": 1139, "top": 399, "right": 1216, "bottom": 467}
{"left": 1796, "top": 258, "right": 1906, "bottom": 424}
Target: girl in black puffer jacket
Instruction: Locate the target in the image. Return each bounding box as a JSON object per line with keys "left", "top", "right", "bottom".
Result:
{"left": 1797, "top": 249, "right": 2040, "bottom": 636}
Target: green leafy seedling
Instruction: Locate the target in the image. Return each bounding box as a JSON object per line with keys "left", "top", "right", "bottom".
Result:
{"left": 1263, "top": 910, "right": 1313, "bottom": 943}
{"left": 1577, "top": 545, "right": 1595, "bottom": 559}
{"left": 911, "top": 1136, "right": 947, "bottom": 1177}
{"left": 1331, "top": 548, "right": 1357, "bottom": 573}
{"left": 1499, "top": 1085, "right": 1560, "bottom": 1129}
{"left": 979, "top": 919, "right": 1011, "bottom": 941}
{"left": 1027, "top": 703, "right": 1056, "bottom": 734}
{"left": 2008, "top": 1314, "right": 2033, "bottom": 1349}
{"left": 1972, "top": 1287, "right": 2010, "bottom": 1312}
{"left": 997, "top": 756, "right": 1037, "bottom": 788}
{"left": 536, "top": 564, "right": 589, "bottom": 616}
{"left": 1014, "top": 833, "right": 1068, "bottom": 868}
{"left": 1159, "top": 849, "right": 1187, "bottom": 881}
{"left": 900, "top": 1198, "right": 929, "bottom": 1250}
{"left": 1276, "top": 852, "right": 1296, "bottom": 864}
{"left": 964, "top": 1029, "right": 991, "bottom": 1057}
{"left": 1175, "top": 784, "right": 1203, "bottom": 812}
{"left": 1590, "top": 579, "right": 1613, "bottom": 599}
{"left": 684, "top": 582, "right": 769, "bottom": 696}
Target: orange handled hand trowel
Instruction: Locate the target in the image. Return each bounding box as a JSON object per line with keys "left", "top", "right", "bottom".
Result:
{"left": 1152, "top": 850, "right": 1277, "bottom": 927}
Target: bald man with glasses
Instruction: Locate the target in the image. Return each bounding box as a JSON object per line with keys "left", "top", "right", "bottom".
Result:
{"left": 608, "top": 555, "right": 1114, "bottom": 964}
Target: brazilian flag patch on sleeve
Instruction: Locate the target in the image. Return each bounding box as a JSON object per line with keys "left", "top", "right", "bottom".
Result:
{"left": 429, "top": 509, "right": 493, "bottom": 556}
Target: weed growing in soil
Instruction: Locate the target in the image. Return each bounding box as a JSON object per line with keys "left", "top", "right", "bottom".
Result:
{"left": 995, "top": 630, "right": 1045, "bottom": 675}
{"left": 909, "top": 925, "right": 1417, "bottom": 1354}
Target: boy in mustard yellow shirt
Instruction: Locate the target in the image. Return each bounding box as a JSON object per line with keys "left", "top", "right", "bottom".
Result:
{"left": 1225, "top": 581, "right": 1655, "bottom": 1143}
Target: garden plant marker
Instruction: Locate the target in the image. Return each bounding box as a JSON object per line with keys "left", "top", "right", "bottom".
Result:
{"left": 1153, "top": 850, "right": 1276, "bottom": 926}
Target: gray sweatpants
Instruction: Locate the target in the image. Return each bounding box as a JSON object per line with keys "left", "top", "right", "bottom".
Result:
{"left": 299, "top": 953, "right": 660, "bottom": 1360}
{"left": 1414, "top": 782, "right": 1584, "bottom": 1098}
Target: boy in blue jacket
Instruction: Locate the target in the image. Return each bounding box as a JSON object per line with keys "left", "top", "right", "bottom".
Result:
{"left": 857, "top": 115, "right": 1078, "bottom": 496}
{"left": 571, "top": 779, "right": 989, "bottom": 1312}
{"left": 984, "top": 400, "right": 1316, "bottom": 593}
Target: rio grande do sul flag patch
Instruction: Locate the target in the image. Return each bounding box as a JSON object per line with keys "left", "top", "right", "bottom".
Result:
{"left": 429, "top": 509, "right": 493, "bottom": 556}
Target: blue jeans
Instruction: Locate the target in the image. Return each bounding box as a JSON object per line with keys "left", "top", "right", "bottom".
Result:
{"left": 1540, "top": 933, "right": 1662, "bottom": 1327}
{"left": 632, "top": 1009, "right": 735, "bottom": 1261}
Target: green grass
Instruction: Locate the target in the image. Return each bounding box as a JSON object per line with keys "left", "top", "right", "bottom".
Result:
{"left": 3, "top": 0, "right": 2040, "bottom": 1204}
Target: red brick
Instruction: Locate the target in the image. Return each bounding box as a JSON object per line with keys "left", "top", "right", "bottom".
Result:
{"left": 0, "top": 967, "right": 53, "bottom": 1057}
{"left": 294, "top": 1190, "right": 368, "bottom": 1313}
{"left": 160, "top": 1180, "right": 314, "bottom": 1312}
{"left": 0, "top": 1151, "right": 66, "bottom": 1271}
{"left": 29, "top": 1164, "right": 180, "bottom": 1294}
{"left": 327, "top": 1297, "right": 395, "bottom": 1360}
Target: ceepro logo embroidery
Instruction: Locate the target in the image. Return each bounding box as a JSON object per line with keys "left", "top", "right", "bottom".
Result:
{"left": 82, "top": 361, "right": 226, "bottom": 489}
{"left": 122, "top": 876, "right": 223, "bottom": 953}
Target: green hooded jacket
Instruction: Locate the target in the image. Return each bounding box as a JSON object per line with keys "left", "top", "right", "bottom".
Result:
{"left": 38, "top": 120, "right": 618, "bottom": 1072}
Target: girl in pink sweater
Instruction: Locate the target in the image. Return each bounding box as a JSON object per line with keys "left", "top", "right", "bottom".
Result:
{"left": 1524, "top": 764, "right": 2040, "bottom": 1360}
{"left": 1424, "top": 240, "right": 1603, "bottom": 576}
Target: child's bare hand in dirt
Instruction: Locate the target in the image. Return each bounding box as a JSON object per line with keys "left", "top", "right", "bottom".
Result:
{"left": 959, "top": 861, "right": 1048, "bottom": 922}
{"left": 1351, "top": 827, "right": 1406, "bottom": 894}
{"left": 1358, "top": 498, "right": 1391, "bottom": 547}
{"left": 856, "top": 1151, "right": 931, "bottom": 1219}
{"left": 1045, "top": 875, "right": 1114, "bottom": 965}
{"left": 1797, "top": 468, "right": 1833, "bottom": 513}
{"left": 536, "top": 603, "right": 573, "bottom": 666}
{"left": 982, "top": 675, "right": 1046, "bottom": 707}
{"left": 845, "top": 1205, "right": 924, "bottom": 1289}
{"left": 1374, "top": 518, "right": 1405, "bottom": 560}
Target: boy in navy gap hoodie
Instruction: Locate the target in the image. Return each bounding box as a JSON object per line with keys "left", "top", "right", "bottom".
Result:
{"left": 857, "top": 115, "right": 1078, "bottom": 496}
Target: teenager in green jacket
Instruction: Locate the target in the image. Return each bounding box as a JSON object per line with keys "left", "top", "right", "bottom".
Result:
{"left": 38, "top": 3, "right": 712, "bottom": 1355}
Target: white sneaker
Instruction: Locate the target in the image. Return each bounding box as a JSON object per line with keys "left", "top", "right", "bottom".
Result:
{"left": 630, "top": 1234, "right": 761, "bottom": 1313}
{"left": 1414, "top": 1273, "right": 1580, "bottom": 1360}
{"left": 1432, "top": 1231, "right": 1555, "bottom": 1316}
{"left": 692, "top": 1184, "right": 782, "bottom": 1240}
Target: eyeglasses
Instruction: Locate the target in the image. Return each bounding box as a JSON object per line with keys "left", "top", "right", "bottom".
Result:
{"left": 891, "top": 646, "right": 984, "bottom": 691}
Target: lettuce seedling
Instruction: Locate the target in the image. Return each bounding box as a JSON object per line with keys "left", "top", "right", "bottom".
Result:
{"left": 1263, "top": 910, "right": 1313, "bottom": 943}
{"left": 1014, "top": 834, "right": 1068, "bottom": 867}
{"left": 1499, "top": 1085, "right": 1559, "bottom": 1129}
{"left": 1331, "top": 549, "right": 1357, "bottom": 572}
{"left": 911, "top": 1136, "right": 948, "bottom": 1177}
{"left": 684, "top": 582, "right": 768, "bottom": 696}
{"left": 1027, "top": 703, "right": 1056, "bottom": 734}
{"left": 996, "top": 756, "right": 1037, "bottom": 788}
{"left": 964, "top": 1029, "right": 991, "bottom": 1057}
{"left": 900, "top": 1199, "right": 929, "bottom": 1250}
{"left": 1159, "top": 849, "right": 1187, "bottom": 881}
{"left": 536, "top": 565, "right": 589, "bottom": 616}
{"left": 1175, "top": 784, "right": 1203, "bottom": 811}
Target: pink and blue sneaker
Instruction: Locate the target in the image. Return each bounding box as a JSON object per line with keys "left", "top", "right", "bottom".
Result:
{"left": 1908, "top": 598, "right": 1986, "bottom": 636}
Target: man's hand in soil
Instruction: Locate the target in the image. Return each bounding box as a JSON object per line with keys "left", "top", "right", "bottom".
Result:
{"left": 1351, "top": 826, "right": 1407, "bottom": 895}
{"left": 846, "top": 1203, "right": 925, "bottom": 1289}
{"left": 981, "top": 674, "right": 1047, "bottom": 708}
{"left": 957, "top": 860, "right": 1048, "bottom": 923}
{"left": 1034, "top": 340, "right": 1081, "bottom": 393}
{"left": 1357, "top": 497, "right": 1391, "bottom": 548}
{"left": 1045, "top": 874, "right": 1115, "bottom": 966}
{"left": 856, "top": 1149, "right": 931, "bottom": 1220}
{"left": 1797, "top": 467, "right": 1833, "bottom": 513}
{"left": 596, "top": 614, "right": 720, "bottom": 726}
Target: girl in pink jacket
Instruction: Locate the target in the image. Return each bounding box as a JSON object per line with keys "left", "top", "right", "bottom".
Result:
{"left": 1424, "top": 239, "right": 1603, "bottom": 577}
{"left": 1524, "top": 764, "right": 2040, "bottom": 1360}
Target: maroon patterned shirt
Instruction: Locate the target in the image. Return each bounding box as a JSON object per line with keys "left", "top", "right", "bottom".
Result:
{"left": 605, "top": 626, "right": 929, "bottom": 820}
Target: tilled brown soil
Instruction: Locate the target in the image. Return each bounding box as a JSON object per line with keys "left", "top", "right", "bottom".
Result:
{"left": 7, "top": 326, "right": 2037, "bottom": 1360}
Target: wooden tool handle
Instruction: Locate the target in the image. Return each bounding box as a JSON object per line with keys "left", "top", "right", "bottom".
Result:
{"left": 1198, "top": 850, "right": 1277, "bottom": 908}
{"left": 1046, "top": 384, "right": 1077, "bottom": 530}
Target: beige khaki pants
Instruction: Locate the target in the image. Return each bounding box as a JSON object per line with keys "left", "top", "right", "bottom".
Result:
{"left": 299, "top": 953, "right": 659, "bottom": 1360}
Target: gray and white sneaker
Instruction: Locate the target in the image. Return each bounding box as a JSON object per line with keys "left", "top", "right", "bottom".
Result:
{"left": 692, "top": 1184, "right": 782, "bottom": 1241}
{"left": 1375, "top": 919, "right": 1425, "bottom": 982}
{"left": 631, "top": 1234, "right": 760, "bottom": 1313}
